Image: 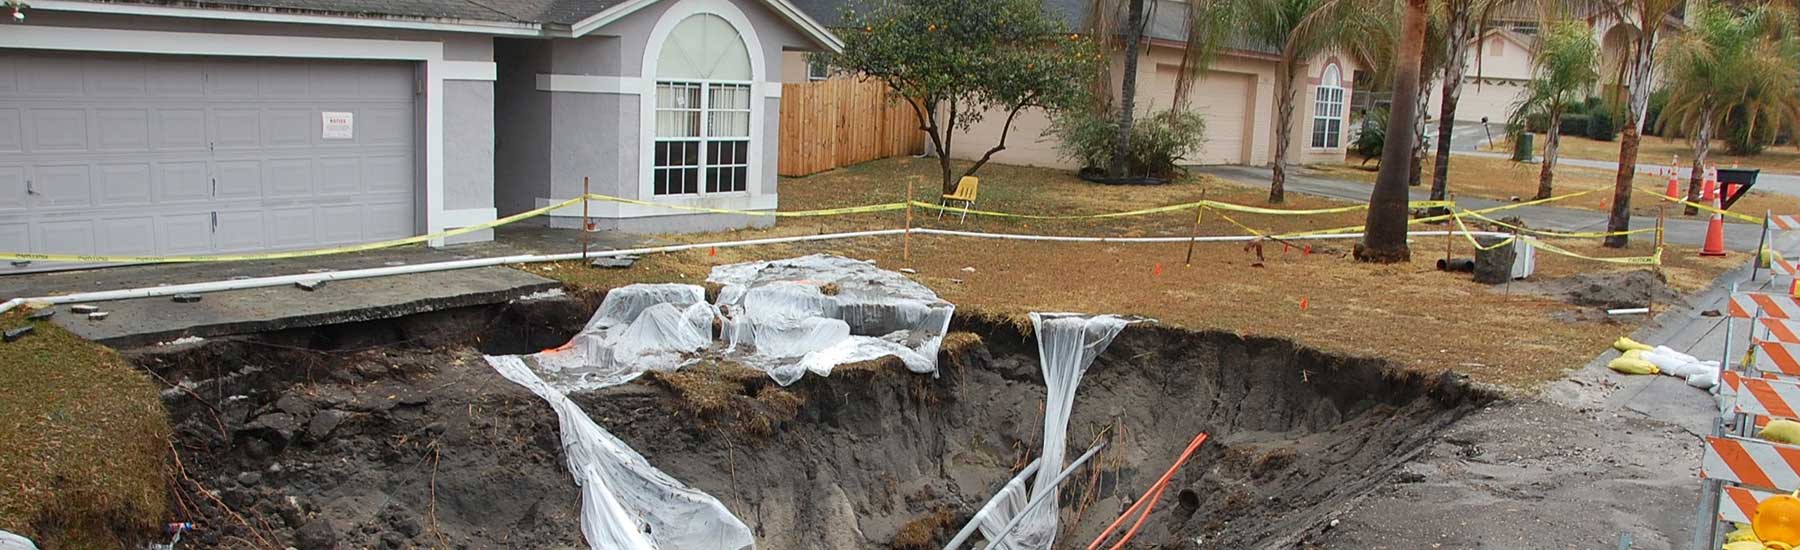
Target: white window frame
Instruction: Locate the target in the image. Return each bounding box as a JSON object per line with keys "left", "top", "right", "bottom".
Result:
{"left": 807, "top": 58, "right": 829, "bottom": 81}
{"left": 637, "top": 0, "right": 770, "bottom": 211}
{"left": 1311, "top": 65, "right": 1345, "bottom": 149}
{"left": 652, "top": 79, "right": 752, "bottom": 196}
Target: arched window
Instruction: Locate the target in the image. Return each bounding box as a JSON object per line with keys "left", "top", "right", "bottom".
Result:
{"left": 653, "top": 13, "right": 752, "bottom": 195}
{"left": 1311, "top": 65, "right": 1345, "bottom": 148}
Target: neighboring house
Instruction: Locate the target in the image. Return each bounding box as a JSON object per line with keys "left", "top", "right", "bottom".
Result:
{"left": 1427, "top": 5, "right": 1681, "bottom": 125}
{"left": 783, "top": 0, "right": 1360, "bottom": 169}
{"left": 0, "top": 0, "right": 837, "bottom": 272}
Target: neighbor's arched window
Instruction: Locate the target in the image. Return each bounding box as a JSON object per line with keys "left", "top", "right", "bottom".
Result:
{"left": 653, "top": 13, "right": 752, "bottom": 195}
{"left": 1311, "top": 64, "right": 1345, "bottom": 149}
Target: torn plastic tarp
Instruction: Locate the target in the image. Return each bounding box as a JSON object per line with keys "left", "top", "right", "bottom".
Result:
{"left": 959, "top": 313, "right": 1132, "bottom": 550}
{"left": 506, "top": 254, "right": 956, "bottom": 392}
{"left": 488, "top": 355, "right": 755, "bottom": 550}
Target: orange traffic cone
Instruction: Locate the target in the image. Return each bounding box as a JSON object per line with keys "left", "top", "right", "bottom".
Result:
{"left": 1666, "top": 168, "right": 1681, "bottom": 199}
{"left": 1789, "top": 278, "right": 1799, "bottom": 299}
{"left": 1701, "top": 189, "right": 1728, "bottom": 257}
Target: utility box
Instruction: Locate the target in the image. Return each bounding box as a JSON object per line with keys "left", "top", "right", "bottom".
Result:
{"left": 1511, "top": 133, "right": 1535, "bottom": 162}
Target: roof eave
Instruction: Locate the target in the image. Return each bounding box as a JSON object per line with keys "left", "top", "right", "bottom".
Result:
{"left": 566, "top": 0, "right": 842, "bottom": 52}
{"left": 29, "top": 0, "right": 544, "bottom": 35}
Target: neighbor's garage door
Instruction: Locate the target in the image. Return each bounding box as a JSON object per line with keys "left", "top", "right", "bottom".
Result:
{"left": 1178, "top": 69, "right": 1254, "bottom": 165}
{"left": 0, "top": 51, "right": 417, "bottom": 271}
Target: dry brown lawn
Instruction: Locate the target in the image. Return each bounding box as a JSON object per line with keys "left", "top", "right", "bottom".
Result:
{"left": 1485, "top": 133, "right": 1800, "bottom": 175}
{"left": 538, "top": 157, "right": 1747, "bottom": 393}
{"left": 1315, "top": 155, "right": 1800, "bottom": 222}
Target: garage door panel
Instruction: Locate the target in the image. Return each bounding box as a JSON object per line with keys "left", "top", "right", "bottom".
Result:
{"left": 36, "top": 219, "right": 94, "bottom": 255}
{"left": 363, "top": 155, "right": 411, "bottom": 194}
{"left": 267, "top": 206, "right": 317, "bottom": 247}
{"left": 318, "top": 205, "right": 363, "bottom": 243}
{"left": 213, "top": 210, "right": 265, "bottom": 252}
{"left": 207, "top": 69, "right": 261, "bottom": 98}
{"left": 34, "top": 164, "right": 91, "bottom": 207}
{"left": 95, "top": 163, "right": 152, "bottom": 206}
{"left": 157, "top": 161, "right": 211, "bottom": 202}
{"left": 360, "top": 65, "right": 415, "bottom": 98}
{"left": 159, "top": 213, "right": 212, "bottom": 253}
{"left": 96, "top": 217, "right": 155, "bottom": 255}
{"left": 18, "top": 57, "right": 81, "bottom": 97}
{"left": 146, "top": 62, "right": 206, "bottom": 98}
{"left": 0, "top": 58, "right": 15, "bottom": 95}
{"left": 365, "top": 203, "right": 412, "bottom": 238}
{"left": 96, "top": 108, "right": 151, "bottom": 151}
{"left": 0, "top": 223, "right": 25, "bottom": 253}
{"left": 31, "top": 109, "right": 88, "bottom": 151}
{"left": 316, "top": 158, "right": 360, "bottom": 195}
{"left": 310, "top": 67, "right": 363, "bottom": 99}
{"left": 265, "top": 159, "right": 314, "bottom": 198}
{"left": 0, "top": 166, "right": 22, "bottom": 210}
{"left": 264, "top": 109, "right": 313, "bottom": 147}
{"left": 85, "top": 59, "right": 148, "bottom": 97}
{"left": 260, "top": 64, "right": 313, "bottom": 99}
{"left": 211, "top": 108, "right": 262, "bottom": 149}
{"left": 152, "top": 109, "right": 207, "bottom": 151}
{"left": 0, "top": 108, "right": 20, "bottom": 152}
{"left": 360, "top": 108, "right": 410, "bottom": 145}
{"left": 214, "top": 160, "right": 262, "bottom": 199}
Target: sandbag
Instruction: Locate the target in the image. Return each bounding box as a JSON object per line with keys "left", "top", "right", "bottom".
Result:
{"left": 1608, "top": 356, "right": 1660, "bottom": 375}
{"left": 1688, "top": 367, "right": 1721, "bottom": 389}
{"left": 1727, "top": 542, "right": 1769, "bottom": 550}
{"left": 1653, "top": 345, "right": 1702, "bottom": 364}
{"left": 1763, "top": 420, "right": 1800, "bottom": 445}
{"left": 1614, "top": 336, "right": 1655, "bottom": 353}
{"left": 1623, "top": 349, "right": 1646, "bottom": 361}
{"left": 1731, "top": 524, "right": 1762, "bottom": 543}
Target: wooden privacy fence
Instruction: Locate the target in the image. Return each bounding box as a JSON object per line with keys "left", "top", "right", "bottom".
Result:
{"left": 778, "top": 79, "right": 927, "bottom": 177}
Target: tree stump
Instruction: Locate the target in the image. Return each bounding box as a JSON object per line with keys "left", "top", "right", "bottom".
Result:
{"left": 1472, "top": 236, "right": 1517, "bottom": 284}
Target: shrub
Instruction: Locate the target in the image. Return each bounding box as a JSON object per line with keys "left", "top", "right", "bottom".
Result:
{"left": 1050, "top": 107, "right": 1207, "bottom": 179}
{"left": 1586, "top": 109, "right": 1618, "bottom": 141}
{"left": 1558, "top": 113, "right": 1590, "bottom": 137}
{"left": 1352, "top": 107, "right": 1388, "bottom": 163}
{"left": 1525, "top": 112, "right": 1550, "bottom": 134}
{"left": 1726, "top": 105, "right": 1777, "bottom": 155}
{"left": 1644, "top": 89, "right": 1669, "bottom": 137}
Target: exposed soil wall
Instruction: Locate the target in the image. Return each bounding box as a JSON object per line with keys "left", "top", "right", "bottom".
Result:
{"left": 130, "top": 296, "right": 1487, "bottom": 549}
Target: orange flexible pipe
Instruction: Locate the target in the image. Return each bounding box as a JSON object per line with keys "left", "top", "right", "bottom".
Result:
{"left": 1085, "top": 432, "right": 1209, "bottom": 550}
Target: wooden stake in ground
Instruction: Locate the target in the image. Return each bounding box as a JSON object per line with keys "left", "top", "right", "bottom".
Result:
{"left": 904, "top": 182, "right": 914, "bottom": 262}
{"left": 1185, "top": 189, "right": 1208, "bottom": 266}
{"left": 581, "top": 176, "right": 591, "bottom": 261}
{"left": 1444, "top": 193, "right": 1456, "bottom": 266}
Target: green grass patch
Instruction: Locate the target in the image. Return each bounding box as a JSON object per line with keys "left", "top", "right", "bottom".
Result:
{"left": 0, "top": 308, "right": 169, "bottom": 547}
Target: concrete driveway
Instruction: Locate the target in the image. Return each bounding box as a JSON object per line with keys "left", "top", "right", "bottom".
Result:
{"left": 1440, "top": 121, "right": 1800, "bottom": 197}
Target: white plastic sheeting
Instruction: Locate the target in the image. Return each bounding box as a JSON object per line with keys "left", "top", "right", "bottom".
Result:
{"left": 0, "top": 531, "right": 36, "bottom": 550}
{"left": 488, "top": 356, "right": 755, "bottom": 550}
{"left": 956, "top": 313, "right": 1132, "bottom": 550}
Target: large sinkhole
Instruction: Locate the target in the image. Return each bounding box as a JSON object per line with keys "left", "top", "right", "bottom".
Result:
{"left": 132, "top": 293, "right": 1487, "bottom": 549}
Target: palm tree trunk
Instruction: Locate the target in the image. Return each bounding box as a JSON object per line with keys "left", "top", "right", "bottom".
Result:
{"left": 1430, "top": 10, "right": 1470, "bottom": 206}
{"left": 1270, "top": 62, "right": 1300, "bottom": 204}
{"left": 1605, "top": 28, "right": 1659, "bottom": 248}
{"left": 1108, "top": 0, "right": 1145, "bottom": 178}
{"left": 1356, "top": 0, "right": 1427, "bottom": 263}
{"left": 1408, "top": 72, "right": 1430, "bottom": 186}
{"left": 1538, "top": 108, "right": 1562, "bottom": 199}
{"left": 1685, "top": 113, "right": 1712, "bottom": 216}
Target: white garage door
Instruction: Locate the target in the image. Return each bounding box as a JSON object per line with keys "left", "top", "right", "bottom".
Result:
{"left": 0, "top": 51, "right": 417, "bottom": 271}
{"left": 1158, "top": 67, "right": 1253, "bottom": 165}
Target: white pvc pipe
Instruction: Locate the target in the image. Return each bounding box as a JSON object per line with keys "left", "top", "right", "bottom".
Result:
{"left": 940, "top": 459, "right": 1043, "bottom": 550}
{"left": 975, "top": 442, "right": 1109, "bottom": 550}
{"left": 0, "top": 227, "right": 1515, "bottom": 316}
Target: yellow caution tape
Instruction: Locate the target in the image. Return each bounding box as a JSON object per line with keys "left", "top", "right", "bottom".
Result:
{"left": 1528, "top": 238, "right": 1663, "bottom": 265}
{"left": 583, "top": 193, "right": 907, "bottom": 217}
{"left": 1270, "top": 188, "right": 1606, "bottom": 239}
{"left": 907, "top": 199, "right": 1454, "bottom": 220}
{"left": 1449, "top": 211, "right": 1518, "bottom": 251}
{"left": 1458, "top": 208, "right": 1656, "bottom": 238}
{"left": 1633, "top": 187, "right": 1762, "bottom": 222}
{"left": 0, "top": 196, "right": 589, "bottom": 264}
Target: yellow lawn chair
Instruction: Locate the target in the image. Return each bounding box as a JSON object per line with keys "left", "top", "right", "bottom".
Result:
{"left": 939, "top": 176, "right": 979, "bottom": 223}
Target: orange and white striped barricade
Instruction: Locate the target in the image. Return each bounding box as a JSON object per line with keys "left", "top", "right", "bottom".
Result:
{"left": 1721, "top": 371, "right": 1800, "bottom": 420}
{"left": 1759, "top": 318, "right": 1800, "bottom": 344}
{"left": 1719, "top": 485, "right": 1784, "bottom": 524}
{"left": 1730, "top": 293, "right": 1800, "bottom": 319}
{"left": 1702, "top": 435, "right": 1800, "bottom": 492}
{"left": 1771, "top": 252, "right": 1800, "bottom": 278}
{"left": 1755, "top": 341, "right": 1800, "bottom": 378}
{"left": 1772, "top": 215, "right": 1800, "bottom": 231}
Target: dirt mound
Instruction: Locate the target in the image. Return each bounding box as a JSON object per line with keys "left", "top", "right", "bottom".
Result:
{"left": 1513, "top": 270, "right": 1685, "bottom": 309}
{"left": 130, "top": 297, "right": 1485, "bottom": 549}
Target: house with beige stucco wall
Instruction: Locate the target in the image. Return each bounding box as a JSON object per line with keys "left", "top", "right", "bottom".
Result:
{"left": 782, "top": 0, "right": 1361, "bottom": 169}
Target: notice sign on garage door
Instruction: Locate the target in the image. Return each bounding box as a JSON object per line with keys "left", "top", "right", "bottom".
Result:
{"left": 322, "top": 111, "right": 354, "bottom": 139}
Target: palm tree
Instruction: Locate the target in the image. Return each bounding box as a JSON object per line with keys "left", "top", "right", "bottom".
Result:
{"left": 1508, "top": 20, "right": 1599, "bottom": 199}
{"left": 1244, "top": 0, "right": 1354, "bottom": 203}
{"left": 1357, "top": 0, "right": 1430, "bottom": 262}
{"left": 1428, "top": 0, "right": 1521, "bottom": 209}
{"left": 1658, "top": 1, "right": 1800, "bottom": 214}
{"left": 1597, "top": 0, "right": 1686, "bottom": 248}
